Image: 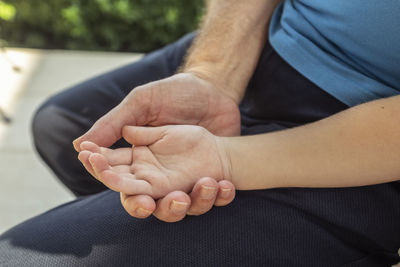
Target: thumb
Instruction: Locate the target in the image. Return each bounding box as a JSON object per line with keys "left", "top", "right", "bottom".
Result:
{"left": 122, "top": 126, "right": 167, "bottom": 146}
{"left": 73, "top": 106, "right": 135, "bottom": 152}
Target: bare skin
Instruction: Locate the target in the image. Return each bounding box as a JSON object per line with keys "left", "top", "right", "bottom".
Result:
{"left": 81, "top": 95, "right": 400, "bottom": 199}
{"left": 75, "top": 74, "right": 239, "bottom": 221}
{"left": 81, "top": 125, "right": 229, "bottom": 198}
{"left": 78, "top": 138, "right": 235, "bottom": 222}
{"left": 223, "top": 95, "right": 400, "bottom": 190}
{"left": 74, "top": 0, "right": 282, "bottom": 221}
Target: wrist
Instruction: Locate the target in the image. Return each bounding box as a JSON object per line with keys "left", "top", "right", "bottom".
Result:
{"left": 215, "top": 136, "right": 234, "bottom": 184}
{"left": 182, "top": 67, "right": 242, "bottom": 104}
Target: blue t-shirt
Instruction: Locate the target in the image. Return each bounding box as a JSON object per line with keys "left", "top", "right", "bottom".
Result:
{"left": 269, "top": 0, "right": 400, "bottom": 106}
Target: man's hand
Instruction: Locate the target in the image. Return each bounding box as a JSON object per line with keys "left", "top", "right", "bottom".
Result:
{"left": 74, "top": 74, "right": 239, "bottom": 222}
{"left": 73, "top": 72, "right": 240, "bottom": 151}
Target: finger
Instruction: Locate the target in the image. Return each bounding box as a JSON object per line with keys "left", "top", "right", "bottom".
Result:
{"left": 89, "top": 153, "right": 152, "bottom": 195}
{"left": 81, "top": 141, "right": 132, "bottom": 166}
{"left": 214, "top": 180, "right": 236, "bottom": 207}
{"left": 153, "top": 191, "right": 191, "bottom": 223}
{"left": 122, "top": 125, "right": 168, "bottom": 146}
{"left": 101, "top": 147, "right": 132, "bottom": 166}
{"left": 187, "top": 177, "right": 219, "bottom": 216}
{"left": 73, "top": 104, "right": 133, "bottom": 152}
{"left": 111, "top": 165, "right": 132, "bottom": 174}
{"left": 80, "top": 141, "right": 101, "bottom": 153}
{"left": 120, "top": 193, "right": 156, "bottom": 219}
{"left": 88, "top": 152, "right": 110, "bottom": 177}
{"left": 78, "top": 150, "right": 97, "bottom": 178}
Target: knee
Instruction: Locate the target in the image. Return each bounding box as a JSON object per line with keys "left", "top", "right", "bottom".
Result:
{"left": 32, "top": 103, "right": 57, "bottom": 153}
{"left": 31, "top": 102, "right": 79, "bottom": 156}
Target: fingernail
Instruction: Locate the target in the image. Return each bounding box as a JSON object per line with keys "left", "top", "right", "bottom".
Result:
{"left": 200, "top": 185, "right": 218, "bottom": 200}
{"left": 220, "top": 188, "right": 232, "bottom": 198}
{"left": 136, "top": 207, "right": 152, "bottom": 217}
{"left": 170, "top": 200, "right": 189, "bottom": 213}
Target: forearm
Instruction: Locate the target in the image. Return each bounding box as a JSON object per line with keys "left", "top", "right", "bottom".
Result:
{"left": 182, "top": 0, "right": 282, "bottom": 103}
{"left": 220, "top": 95, "right": 400, "bottom": 189}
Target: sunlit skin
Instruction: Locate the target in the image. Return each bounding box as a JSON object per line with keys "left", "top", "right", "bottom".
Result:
{"left": 74, "top": 74, "right": 239, "bottom": 221}
{"left": 80, "top": 125, "right": 229, "bottom": 198}
{"left": 74, "top": 0, "right": 282, "bottom": 221}
{"left": 80, "top": 95, "right": 400, "bottom": 199}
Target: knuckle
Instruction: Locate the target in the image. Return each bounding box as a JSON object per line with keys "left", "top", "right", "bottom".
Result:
{"left": 129, "top": 163, "right": 137, "bottom": 173}
{"left": 131, "top": 147, "right": 143, "bottom": 161}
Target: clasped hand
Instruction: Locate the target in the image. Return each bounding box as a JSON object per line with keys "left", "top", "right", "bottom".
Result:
{"left": 74, "top": 73, "right": 238, "bottom": 222}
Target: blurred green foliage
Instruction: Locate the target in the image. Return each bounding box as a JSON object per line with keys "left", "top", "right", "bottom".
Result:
{"left": 0, "top": 0, "right": 203, "bottom": 52}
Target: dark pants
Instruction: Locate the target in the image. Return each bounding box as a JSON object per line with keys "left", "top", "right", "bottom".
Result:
{"left": 0, "top": 33, "right": 399, "bottom": 267}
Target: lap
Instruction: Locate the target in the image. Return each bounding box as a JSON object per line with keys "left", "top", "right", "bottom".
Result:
{"left": 14, "top": 32, "right": 400, "bottom": 266}
{"left": 1, "top": 184, "right": 399, "bottom": 266}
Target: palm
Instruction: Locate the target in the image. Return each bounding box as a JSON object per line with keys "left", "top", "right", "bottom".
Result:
{"left": 86, "top": 125, "right": 227, "bottom": 199}
{"left": 133, "top": 126, "right": 225, "bottom": 197}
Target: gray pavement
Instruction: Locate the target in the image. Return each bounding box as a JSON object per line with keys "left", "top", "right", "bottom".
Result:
{"left": 0, "top": 48, "right": 141, "bottom": 233}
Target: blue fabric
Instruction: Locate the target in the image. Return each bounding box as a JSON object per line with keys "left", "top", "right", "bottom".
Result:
{"left": 269, "top": 0, "right": 400, "bottom": 106}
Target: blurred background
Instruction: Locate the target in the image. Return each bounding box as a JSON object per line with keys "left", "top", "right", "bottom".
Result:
{"left": 0, "top": 0, "right": 203, "bottom": 233}
{"left": 0, "top": 0, "right": 203, "bottom": 52}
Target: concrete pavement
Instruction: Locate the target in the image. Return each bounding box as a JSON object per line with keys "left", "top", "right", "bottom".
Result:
{"left": 0, "top": 48, "right": 141, "bottom": 233}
